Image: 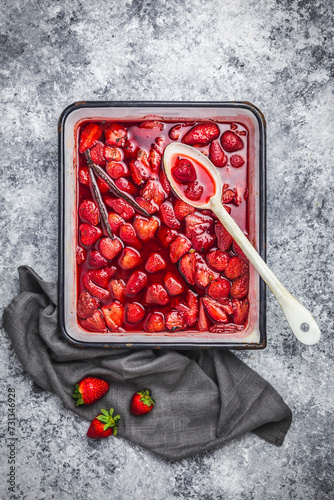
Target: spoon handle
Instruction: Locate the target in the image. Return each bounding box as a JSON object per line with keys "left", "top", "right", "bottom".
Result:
{"left": 211, "top": 198, "right": 321, "bottom": 345}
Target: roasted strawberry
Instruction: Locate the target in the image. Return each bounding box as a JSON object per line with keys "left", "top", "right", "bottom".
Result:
{"left": 163, "top": 272, "right": 185, "bottom": 296}
{"left": 233, "top": 188, "right": 242, "bottom": 207}
{"left": 135, "top": 196, "right": 158, "bottom": 215}
{"left": 145, "top": 312, "right": 165, "bottom": 333}
{"left": 107, "top": 212, "right": 125, "bottom": 233}
{"left": 129, "top": 150, "right": 151, "bottom": 185}
{"left": 73, "top": 377, "right": 109, "bottom": 406}
{"left": 88, "top": 250, "right": 108, "bottom": 268}
{"left": 198, "top": 298, "right": 209, "bottom": 331}
{"left": 97, "top": 177, "right": 110, "bottom": 194}
{"left": 90, "top": 266, "right": 116, "bottom": 288}
{"left": 185, "top": 181, "right": 203, "bottom": 201}
{"left": 90, "top": 141, "right": 106, "bottom": 166}
{"left": 195, "top": 254, "right": 220, "bottom": 288}
{"left": 202, "top": 296, "right": 228, "bottom": 323}
{"left": 179, "top": 252, "right": 196, "bottom": 285}
{"left": 104, "top": 123, "right": 127, "bottom": 147}
{"left": 191, "top": 232, "right": 216, "bottom": 253}
{"left": 154, "top": 136, "right": 165, "bottom": 152}
{"left": 230, "top": 154, "right": 245, "bottom": 168}
{"left": 170, "top": 235, "right": 192, "bottom": 263}
{"left": 206, "top": 249, "right": 230, "bottom": 272}
{"left": 222, "top": 189, "right": 236, "bottom": 204}
{"left": 156, "top": 225, "right": 178, "bottom": 248}
{"left": 165, "top": 311, "right": 187, "bottom": 331}
{"left": 139, "top": 120, "right": 164, "bottom": 130}
{"left": 110, "top": 279, "right": 126, "bottom": 303}
{"left": 145, "top": 283, "right": 169, "bottom": 306}
{"left": 99, "top": 237, "right": 123, "bottom": 260}
{"left": 137, "top": 180, "right": 166, "bottom": 214}
{"left": 115, "top": 177, "right": 138, "bottom": 197}
{"left": 87, "top": 408, "right": 120, "bottom": 439}
{"left": 141, "top": 179, "right": 166, "bottom": 206}
{"left": 232, "top": 298, "right": 249, "bottom": 325}
{"left": 145, "top": 253, "right": 167, "bottom": 273}
{"left": 186, "top": 290, "right": 199, "bottom": 327}
{"left": 230, "top": 273, "right": 249, "bottom": 299}
{"left": 79, "top": 224, "right": 103, "bottom": 246}
{"left": 172, "top": 158, "right": 196, "bottom": 183}
{"left": 106, "top": 161, "right": 129, "bottom": 179}
{"left": 174, "top": 199, "right": 195, "bottom": 220}
{"left": 76, "top": 246, "right": 86, "bottom": 265}
{"left": 79, "top": 200, "right": 100, "bottom": 226}
{"left": 79, "top": 122, "right": 102, "bottom": 154}
{"left": 80, "top": 310, "right": 107, "bottom": 332}
{"left": 126, "top": 303, "right": 145, "bottom": 323}
{"left": 182, "top": 122, "right": 219, "bottom": 146}
{"left": 215, "top": 222, "right": 233, "bottom": 251}
{"left": 159, "top": 170, "right": 171, "bottom": 195}
{"left": 89, "top": 266, "right": 116, "bottom": 288}
{"left": 118, "top": 247, "right": 141, "bottom": 270}
{"left": 102, "top": 301, "right": 125, "bottom": 331}
{"left": 133, "top": 215, "right": 159, "bottom": 242}
{"left": 169, "top": 124, "right": 182, "bottom": 140}
{"left": 174, "top": 290, "right": 198, "bottom": 327}
{"left": 103, "top": 145, "right": 122, "bottom": 162}
{"left": 125, "top": 271, "right": 148, "bottom": 296}
{"left": 79, "top": 166, "right": 89, "bottom": 185}
{"left": 104, "top": 196, "right": 135, "bottom": 220}
{"left": 185, "top": 212, "right": 213, "bottom": 239}
{"left": 119, "top": 223, "right": 142, "bottom": 249}
{"left": 224, "top": 256, "right": 249, "bottom": 280}
{"left": 220, "top": 299, "right": 234, "bottom": 316}
{"left": 123, "top": 139, "right": 139, "bottom": 160}
{"left": 210, "top": 323, "right": 244, "bottom": 333}
{"left": 209, "top": 140, "right": 227, "bottom": 167}
{"left": 221, "top": 130, "right": 244, "bottom": 152}
{"left": 83, "top": 271, "right": 110, "bottom": 301}
{"left": 77, "top": 291, "right": 100, "bottom": 319}
{"left": 232, "top": 240, "right": 248, "bottom": 261}
{"left": 160, "top": 201, "right": 181, "bottom": 230}
{"left": 207, "top": 278, "right": 231, "bottom": 300}
{"left": 130, "top": 389, "right": 155, "bottom": 416}
{"left": 149, "top": 145, "right": 162, "bottom": 172}
{"left": 201, "top": 209, "right": 216, "bottom": 217}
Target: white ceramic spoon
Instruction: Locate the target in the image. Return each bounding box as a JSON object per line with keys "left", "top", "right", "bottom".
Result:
{"left": 163, "top": 142, "right": 321, "bottom": 345}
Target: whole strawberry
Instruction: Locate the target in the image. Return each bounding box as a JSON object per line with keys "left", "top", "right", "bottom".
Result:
{"left": 73, "top": 377, "right": 110, "bottom": 406}
{"left": 87, "top": 408, "right": 120, "bottom": 439}
{"left": 130, "top": 390, "right": 155, "bottom": 416}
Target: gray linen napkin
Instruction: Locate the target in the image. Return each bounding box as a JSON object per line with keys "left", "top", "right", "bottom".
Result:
{"left": 2, "top": 265, "right": 292, "bottom": 460}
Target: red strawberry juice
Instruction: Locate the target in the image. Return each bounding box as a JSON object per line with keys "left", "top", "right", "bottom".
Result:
{"left": 76, "top": 119, "right": 250, "bottom": 334}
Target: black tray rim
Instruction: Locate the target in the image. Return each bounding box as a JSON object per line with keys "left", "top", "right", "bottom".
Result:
{"left": 58, "top": 100, "right": 267, "bottom": 350}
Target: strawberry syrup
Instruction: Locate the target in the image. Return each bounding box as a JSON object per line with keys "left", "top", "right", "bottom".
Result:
{"left": 76, "top": 119, "right": 249, "bottom": 333}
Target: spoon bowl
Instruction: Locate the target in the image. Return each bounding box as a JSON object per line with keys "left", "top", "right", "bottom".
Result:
{"left": 163, "top": 142, "right": 321, "bottom": 346}
{"left": 163, "top": 142, "right": 223, "bottom": 209}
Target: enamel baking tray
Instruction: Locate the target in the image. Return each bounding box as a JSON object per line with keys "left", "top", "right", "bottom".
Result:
{"left": 58, "top": 101, "right": 266, "bottom": 349}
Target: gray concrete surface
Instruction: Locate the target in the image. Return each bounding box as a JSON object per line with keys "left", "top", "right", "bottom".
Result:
{"left": 0, "top": 0, "right": 333, "bottom": 498}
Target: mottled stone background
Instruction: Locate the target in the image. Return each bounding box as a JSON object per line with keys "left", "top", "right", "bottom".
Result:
{"left": 0, "top": 0, "right": 333, "bottom": 499}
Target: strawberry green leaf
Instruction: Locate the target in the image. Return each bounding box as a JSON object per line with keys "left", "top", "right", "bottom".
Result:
{"left": 73, "top": 384, "right": 84, "bottom": 406}
{"left": 137, "top": 390, "right": 155, "bottom": 407}
{"left": 96, "top": 408, "right": 121, "bottom": 431}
